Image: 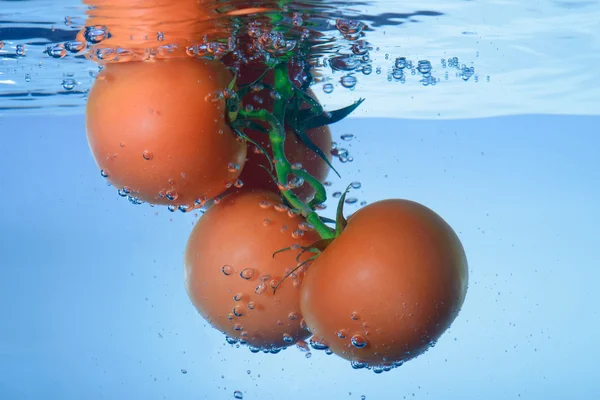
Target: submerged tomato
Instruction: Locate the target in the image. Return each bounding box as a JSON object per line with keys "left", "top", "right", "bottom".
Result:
{"left": 86, "top": 58, "right": 246, "bottom": 207}
{"left": 300, "top": 199, "right": 468, "bottom": 368}
{"left": 184, "top": 190, "right": 320, "bottom": 349}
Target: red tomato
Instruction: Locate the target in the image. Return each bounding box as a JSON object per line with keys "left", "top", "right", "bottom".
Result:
{"left": 184, "top": 190, "right": 320, "bottom": 350}
{"left": 300, "top": 199, "right": 468, "bottom": 369}
{"left": 86, "top": 58, "right": 246, "bottom": 207}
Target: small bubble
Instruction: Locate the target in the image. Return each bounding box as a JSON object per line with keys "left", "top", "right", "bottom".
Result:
{"left": 100, "top": 169, "right": 108, "bottom": 178}
{"left": 233, "top": 390, "right": 243, "bottom": 399}
{"left": 233, "top": 306, "right": 244, "bottom": 317}
{"left": 341, "top": 134, "right": 354, "bottom": 141}
{"left": 332, "top": 191, "right": 342, "bottom": 198}
{"left": 247, "top": 301, "right": 256, "bottom": 310}
{"left": 259, "top": 200, "right": 272, "bottom": 209}
{"left": 309, "top": 337, "right": 329, "bottom": 350}
{"left": 228, "top": 162, "right": 240, "bottom": 172}
{"left": 254, "top": 284, "right": 266, "bottom": 295}
{"left": 65, "top": 41, "right": 85, "bottom": 53}
{"left": 283, "top": 333, "right": 294, "bottom": 343}
{"left": 222, "top": 265, "right": 233, "bottom": 275}
{"left": 351, "top": 334, "right": 368, "bottom": 348}
{"left": 337, "top": 330, "right": 347, "bottom": 339}
{"left": 225, "top": 336, "right": 238, "bottom": 344}
{"left": 351, "top": 360, "right": 368, "bottom": 369}
{"left": 351, "top": 181, "right": 362, "bottom": 189}
{"left": 340, "top": 75, "right": 357, "bottom": 89}
{"left": 233, "top": 324, "right": 243, "bottom": 331}
{"left": 165, "top": 190, "right": 178, "bottom": 201}
{"left": 234, "top": 293, "right": 243, "bottom": 301}
{"left": 288, "top": 312, "right": 299, "bottom": 320}
{"left": 292, "top": 230, "right": 304, "bottom": 238}
{"left": 240, "top": 268, "right": 255, "bottom": 280}
{"left": 142, "top": 150, "right": 153, "bottom": 160}
{"left": 345, "top": 197, "right": 358, "bottom": 205}
{"left": 323, "top": 83, "right": 334, "bottom": 94}
{"left": 16, "top": 44, "right": 26, "bottom": 56}
{"left": 45, "top": 44, "right": 67, "bottom": 59}
{"left": 62, "top": 78, "right": 77, "bottom": 91}
{"left": 351, "top": 312, "right": 360, "bottom": 320}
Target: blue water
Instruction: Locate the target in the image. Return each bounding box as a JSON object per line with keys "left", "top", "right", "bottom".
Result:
{"left": 2, "top": 0, "right": 600, "bottom": 398}
{"left": 1, "top": 113, "right": 598, "bottom": 399}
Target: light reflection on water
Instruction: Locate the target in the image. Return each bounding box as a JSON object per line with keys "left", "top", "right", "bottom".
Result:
{"left": 2, "top": 0, "right": 598, "bottom": 118}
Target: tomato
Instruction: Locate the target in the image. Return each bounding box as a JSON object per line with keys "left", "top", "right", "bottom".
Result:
{"left": 86, "top": 58, "right": 246, "bottom": 207}
{"left": 299, "top": 199, "right": 468, "bottom": 369}
{"left": 81, "top": 0, "right": 217, "bottom": 62}
{"left": 184, "top": 190, "right": 320, "bottom": 350}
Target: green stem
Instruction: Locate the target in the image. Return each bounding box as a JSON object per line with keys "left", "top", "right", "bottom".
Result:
{"left": 238, "top": 106, "right": 335, "bottom": 240}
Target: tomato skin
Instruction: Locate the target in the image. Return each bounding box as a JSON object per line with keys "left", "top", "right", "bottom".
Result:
{"left": 299, "top": 199, "right": 468, "bottom": 366}
{"left": 86, "top": 58, "right": 246, "bottom": 206}
{"left": 184, "top": 190, "right": 320, "bottom": 349}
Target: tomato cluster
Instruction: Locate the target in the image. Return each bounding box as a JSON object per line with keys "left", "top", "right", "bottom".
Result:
{"left": 83, "top": 4, "right": 468, "bottom": 372}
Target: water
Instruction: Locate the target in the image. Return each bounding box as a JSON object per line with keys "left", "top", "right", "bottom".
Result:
{"left": 1, "top": 1, "right": 600, "bottom": 399}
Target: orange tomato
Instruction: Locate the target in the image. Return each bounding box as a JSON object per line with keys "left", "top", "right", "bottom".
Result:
{"left": 86, "top": 58, "right": 246, "bottom": 207}
{"left": 300, "top": 199, "right": 468, "bottom": 369}
{"left": 184, "top": 190, "right": 320, "bottom": 350}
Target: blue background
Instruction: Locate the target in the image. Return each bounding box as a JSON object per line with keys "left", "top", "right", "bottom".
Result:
{"left": 0, "top": 114, "right": 599, "bottom": 399}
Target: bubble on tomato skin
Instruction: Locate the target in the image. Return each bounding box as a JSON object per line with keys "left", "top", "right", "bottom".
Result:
{"left": 141, "top": 150, "right": 154, "bottom": 161}
{"left": 259, "top": 200, "right": 272, "bottom": 209}
{"left": 351, "top": 334, "right": 368, "bottom": 348}
{"left": 167, "top": 205, "right": 176, "bottom": 212}
{"left": 226, "top": 336, "right": 239, "bottom": 345}
{"left": 292, "top": 230, "right": 305, "bottom": 239}
{"left": 274, "top": 203, "right": 289, "bottom": 212}
{"left": 288, "top": 312, "right": 299, "bottom": 321}
{"left": 100, "top": 169, "right": 109, "bottom": 178}
{"left": 165, "top": 190, "right": 179, "bottom": 201}
{"left": 350, "top": 312, "right": 360, "bottom": 320}
{"left": 227, "top": 162, "right": 240, "bottom": 173}
{"left": 249, "top": 346, "right": 260, "bottom": 353}
{"left": 65, "top": 40, "right": 85, "bottom": 53}
{"left": 234, "top": 390, "right": 243, "bottom": 399}
{"left": 254, "top": 283, "right": 267, "bottom": 295}
{"left": 351, "top": 360, "right": 368, "bottom": 369}
{"left": 117, "top": 187, "right": 131, "bottom": 197}
{"left": 309, "top": 337, "right": 329, "bottom": 351}
{"left": 233, "top": 324, "right": 243, "bottom": 331}
{"left": 337, "top": 330, "right": 348, "bottom": 339}
{"left": 222, "top": 265, "right": 233, "bottom": 276}
{"left": 233, "top": 306, "right": 245, "bottom": 317}
{"left": 84, "top": 25, "right": 110, "bottom": 43}
{"left": 240, "top": 268, "right": 255, "bottom": 280}
{"left": 233, "top": 293, "right": 244, "bottom": 302}
{"left": 283, "top": 333, "right": 294, "bottom": 343}
{"left": 227, "top": 313, "right": 235, "bottom": 321}
{"left": 247, "top": 301, "right": 256, "bottom": 310}
{"left": 300, "top": 319, "right": 310, "bottom": 332}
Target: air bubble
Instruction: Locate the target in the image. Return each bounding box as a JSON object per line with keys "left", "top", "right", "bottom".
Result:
{"left": 309, "top": 337, "right": 329, "bottom": 351}
{"left": 341, "top": 134, "right": 354, "bottom": 141}
{"left": 283, "top": 333, "right": 294, "bottom": 343}
{"left": 351, "top": 360, "right": 368, "bottom": 369}
{"left": 254, "top": 284, "right": 266, "bottom": 295}
{"left": 233, "top": 306, "right": 244, "bottom": 317}
{"left": 233, "top": 390, "right": 243, "bottom": 399}
{"left": 16, "top": 44, "right": 26, "bottom": 56}
{"left": 65, "top": 41, "right": 85, "bottom": 53}
{"left": 345, "top": 197, "right": 358, "bottom": 205}
{"left": 340, "top": 75, "right": 357, "bottom": 89}
{"left": 323, "top": 83, "right": 334, "bottom": 94}
{"left": 222, "top": 265, "right": 233, "bottom": 275}
{"left": 62, "top": 78, "right": 76, "bottom": 91}
{"left": 337, "top": 330, "right": 347, "bottom": 339}
{"left": 351, "top": 181, "right": 362, "bottom": 189}
{"left": 228, "top": 162, "right": 240, "bottom": 172}
{"left": 233, "top": 324, "right": 243, "bottom": 331}
{"left": 240, "top": 268, "right": 255, "bottom": 280}
{"left": 142, "top": 150, "right": 153, "bottom": 160}
{"left": 288, "top": 312, "right": 299, "bottom": 320}
{"left": 351, "top": 334, "right": 368, "bottom": 348}
{"left": 45, "top": 44, "right": 67, "bottom": 59}
{"left": 329, "top": 55, "right": 360, "bottom": 71}
{"left": 165, "top": 190, "right": 178, "bottom": 201}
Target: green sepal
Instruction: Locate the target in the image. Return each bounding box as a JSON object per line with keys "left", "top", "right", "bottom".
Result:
{"left": 335, "top": 184, "right": 352, "bottom": 237}
{"left": 299, "top": 98, "right": 365, "bottom": 130}
{"left": 292, "top": 125, "right": 341, "bottom": 178}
